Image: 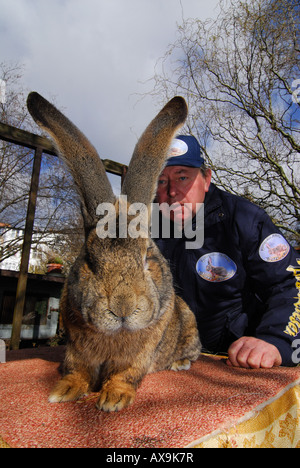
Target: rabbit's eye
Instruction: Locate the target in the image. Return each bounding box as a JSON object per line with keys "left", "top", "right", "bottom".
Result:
{"left": 146, "top": 246, "right": 154, "bottom": 256}
{"left": 104, "top": 308, "right": 113, "bottom": 315}
{"left": 143, "top": 247, "right": 152, "bottom": 267}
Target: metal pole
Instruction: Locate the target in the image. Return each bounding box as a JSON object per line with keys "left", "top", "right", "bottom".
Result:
{"left": 10, "top": 147, "right": 43, "bottom": 350}
{"left": 0, "top": 339, "right": 6, "bottom": 363}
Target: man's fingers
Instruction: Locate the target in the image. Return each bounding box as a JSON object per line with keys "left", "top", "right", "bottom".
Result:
{"left": 226, "top": 337, "right": 282, "bottom": 369}
{"left": 227, "top": 339, "right": 249, "bottom": 367}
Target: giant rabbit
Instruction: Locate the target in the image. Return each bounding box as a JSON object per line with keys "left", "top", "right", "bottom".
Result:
{"left": 27, "top": 92, "right": 201, "bottom": 411}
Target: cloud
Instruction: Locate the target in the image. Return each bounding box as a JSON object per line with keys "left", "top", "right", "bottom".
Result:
{"left": 0, "top": 0, "right": 220, "bottom": 191}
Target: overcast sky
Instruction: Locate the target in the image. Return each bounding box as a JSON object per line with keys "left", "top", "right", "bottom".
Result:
{"left": 0, "top": 0, "right": 220, "bottom": 189}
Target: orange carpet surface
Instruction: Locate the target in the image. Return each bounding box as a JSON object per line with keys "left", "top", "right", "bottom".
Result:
{"left": 0, "top": 348, "right": 299, "bottom": 448}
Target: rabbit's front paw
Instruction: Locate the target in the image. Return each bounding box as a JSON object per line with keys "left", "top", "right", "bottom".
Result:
{"left": 96, "top": 377, "right": 136, "bottom": 412}
{"left": 49, "top": 373, "right": 90, "bottom": 403}
{"left": 170, "top": 358, "right": 191, "bottom": 371}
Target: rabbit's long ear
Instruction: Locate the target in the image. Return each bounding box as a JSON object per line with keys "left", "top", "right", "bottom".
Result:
{"left": 27, "top": 92, "right": 115, "bottom": 228}
{"left": 121, "top": 96, "right": 188, "bottom": 206}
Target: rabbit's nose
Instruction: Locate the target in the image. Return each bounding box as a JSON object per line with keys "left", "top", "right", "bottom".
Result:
{"left": 109, "top": 293, "right": 136, "bottom": 319}
{"left": 108, "top": 310, "right": 126, "bottom": 323}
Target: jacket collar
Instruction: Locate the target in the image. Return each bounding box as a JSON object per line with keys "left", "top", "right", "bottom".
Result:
{"left": 204, "top": 183, "right": 222, "bottom": 214}
{"left": 198, "top": 183, "right": 226, "bottom": 228}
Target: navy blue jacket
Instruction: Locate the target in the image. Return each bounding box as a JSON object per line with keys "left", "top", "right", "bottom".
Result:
{"left": 155, "top": 184, "right": 300, "bottom": 366}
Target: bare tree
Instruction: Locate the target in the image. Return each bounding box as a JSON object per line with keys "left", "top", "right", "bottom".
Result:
{"left": 152, "top": 0, "right": 300, "bottom": 244}
{"left": 0, "top": 62, "right": 84, "bottom": 267}
{"left": 0, "top": 63, "right": 35, "bottom": 231}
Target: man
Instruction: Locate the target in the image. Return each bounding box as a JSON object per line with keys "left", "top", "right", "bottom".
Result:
{"left": 155, "top": 135, "right": 300, "bottom": 368}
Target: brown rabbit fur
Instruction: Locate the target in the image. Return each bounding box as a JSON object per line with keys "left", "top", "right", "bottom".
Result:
{"left": 27, "top": 92, "right": 201, "bottom": 412}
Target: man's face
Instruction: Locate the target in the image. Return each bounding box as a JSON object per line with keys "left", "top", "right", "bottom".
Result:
{"left": 156, "top": 165, "right": 211, "bottom": 224}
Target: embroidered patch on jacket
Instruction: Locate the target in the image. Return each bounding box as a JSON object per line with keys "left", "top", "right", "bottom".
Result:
{"left": 259, "top": 234, "right": 290, "bottom": 262}
{"left": 196, "top": 252, "right": 237, "bottom": 283}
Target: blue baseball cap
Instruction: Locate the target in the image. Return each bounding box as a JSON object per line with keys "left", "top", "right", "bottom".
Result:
{"left": 166, "top": 135, "right": 204, "bottom": 168}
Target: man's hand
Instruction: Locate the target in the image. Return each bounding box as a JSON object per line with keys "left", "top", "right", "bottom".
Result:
{"left": 226, "top": 337, "right": 282, "bottom": 369}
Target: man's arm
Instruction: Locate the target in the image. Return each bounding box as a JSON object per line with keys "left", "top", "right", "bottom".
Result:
{"left": 233, "top": 209, "right": 299, "bottom": 367}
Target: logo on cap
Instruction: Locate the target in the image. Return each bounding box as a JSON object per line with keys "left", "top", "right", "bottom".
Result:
{"left": 168, "top": 138, "right": 188, "bottom": 158}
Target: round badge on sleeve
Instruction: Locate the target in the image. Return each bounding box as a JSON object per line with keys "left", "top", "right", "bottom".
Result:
{"left": 259, "top": 234, "right": 290, "bottom": 262}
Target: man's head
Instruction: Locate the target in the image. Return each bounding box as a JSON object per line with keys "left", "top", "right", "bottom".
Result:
{"left": 156, "top": 135, "right": 211, "bottom": 224}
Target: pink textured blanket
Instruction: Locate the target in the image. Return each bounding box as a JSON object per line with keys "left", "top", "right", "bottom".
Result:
{"left": 0, "top": 352, "right": 299, "bottom": 448}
